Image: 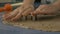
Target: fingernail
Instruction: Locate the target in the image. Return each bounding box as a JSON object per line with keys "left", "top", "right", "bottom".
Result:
{"left": 31, "top": 12, "right": 36, "bottom": 16}
{"left": 22, "top": 14, "right": 27, "bottom": 16}
{"left": 11, "top": 18, "right": 18, "bottom": 22}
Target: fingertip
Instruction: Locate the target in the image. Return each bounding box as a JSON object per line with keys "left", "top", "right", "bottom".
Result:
{"left": 31, "top": 11, "right": 38, "bottom": 16}
{"left": 11, "top": 17, "right": 19, "bottom": 22}
{"left": 22, "top": 12, "right": 30, "bottom": 16}
{"left": 31, "top": 12, "right": 35, "bottom": 16}
{"left": 2, "top": 14, "right": 8, "bottom": 19}
{"left": 2, "top": 15, "right": 5, "bottom": 20}
{"left": 11, "top": 18, "right": 16, "bottom": 22}
{"left": 2, "top": 15, "right": 9, "bottom": 21}
{"left": 22, "top": 13, "right": 27, "bottom": 16}
{"left": 21, "top": 13, "right": 24, "bottom": 16}
{"left": 11, "top": 16, "right": 21, "bottom": 21}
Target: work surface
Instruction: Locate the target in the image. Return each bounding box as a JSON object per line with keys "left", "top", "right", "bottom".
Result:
{"left": 0, "top": 1, "right": 60, "bottom": 34}
{"left": 0, "top": 13, "right": 60, "bottom": 34}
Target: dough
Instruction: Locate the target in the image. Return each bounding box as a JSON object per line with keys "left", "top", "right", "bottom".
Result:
{"left": 2, "top": 15, "right": 60, "bottom": 32}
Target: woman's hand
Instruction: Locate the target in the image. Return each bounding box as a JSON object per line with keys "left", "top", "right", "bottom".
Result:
{"left": 2, "top": 4, "right": 34, "bottom": 21}
{"left": 32, "top": 5, "right": 60, "bottom": 16}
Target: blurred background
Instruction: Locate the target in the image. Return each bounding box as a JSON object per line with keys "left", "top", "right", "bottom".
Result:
{"left": 0, "top": 0, "right": 60, "bottom": 34}
{"left": 0, "top": 0, "right": 56, "bottom": 7}
{"left": 0, "top": 0, "right": 23, "bottom": 3}
{"left": 0, "top": 0, "right": 23, "bottom": 7}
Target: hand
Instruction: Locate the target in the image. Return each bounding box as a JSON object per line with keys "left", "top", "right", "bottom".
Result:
{"left": 2, "top": 4, "right": 34, "bottom": 21}
{"left": 32, "top": 5, "right": 60, "bottom": 16}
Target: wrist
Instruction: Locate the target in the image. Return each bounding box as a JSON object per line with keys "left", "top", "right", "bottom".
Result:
{"left": 23, "top": 0, "right": 35, "bottom": 5}
{"left": 22, "top": 1, "right": 34, "bottom": 6}
{"left": 23, "top": 2, "right": 34, "bottom": 5}
{"left": 50, "top": 4, "right": 60, "bottom": 11}
{"left": 52, "top": 1, "right": 60, "bottom": 10}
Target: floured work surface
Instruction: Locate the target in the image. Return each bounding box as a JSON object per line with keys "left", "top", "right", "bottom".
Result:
{"left": 2, "top": 15, "right": 60, "bottom": 32}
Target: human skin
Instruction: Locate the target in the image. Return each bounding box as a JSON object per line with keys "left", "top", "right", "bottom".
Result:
{"left": 3, "top": 0, "right": 60, "bottom": 21}
{"left": 3, "top": 0, "right": 35, "bottom": 21}
{"left": 32, "top": 0, "right": 60, "bottom": 15}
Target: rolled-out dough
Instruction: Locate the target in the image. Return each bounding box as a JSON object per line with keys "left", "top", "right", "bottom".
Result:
{"left": 2, "top": 15, "right": 60, "bottom": 32}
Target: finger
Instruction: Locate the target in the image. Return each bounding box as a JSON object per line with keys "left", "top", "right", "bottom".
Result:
{"left": 31, "top": 5, "right": 46, "bottom": 16}
{"left": 31, "top": 11, "right": 37, "bottom": 16}
{"left": 4, "top": 9, "right": 19, "bottom": 20}
{"left": 11, "top": 12, "right": 22, "bottom": 21}
{"left": 2, "top": 13, "right": 8, "bottom": 18}
{"left": 22, "top": 8, "right": 34, "bottom": 16}
{"left": 32, "top": 9, "right": 41, "bottom": 16}
{"left": 11, "top": 6, "right": 26, "bottom": 21}
{"left": 2, "top": 14, "right": 9, "bottom": 20}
